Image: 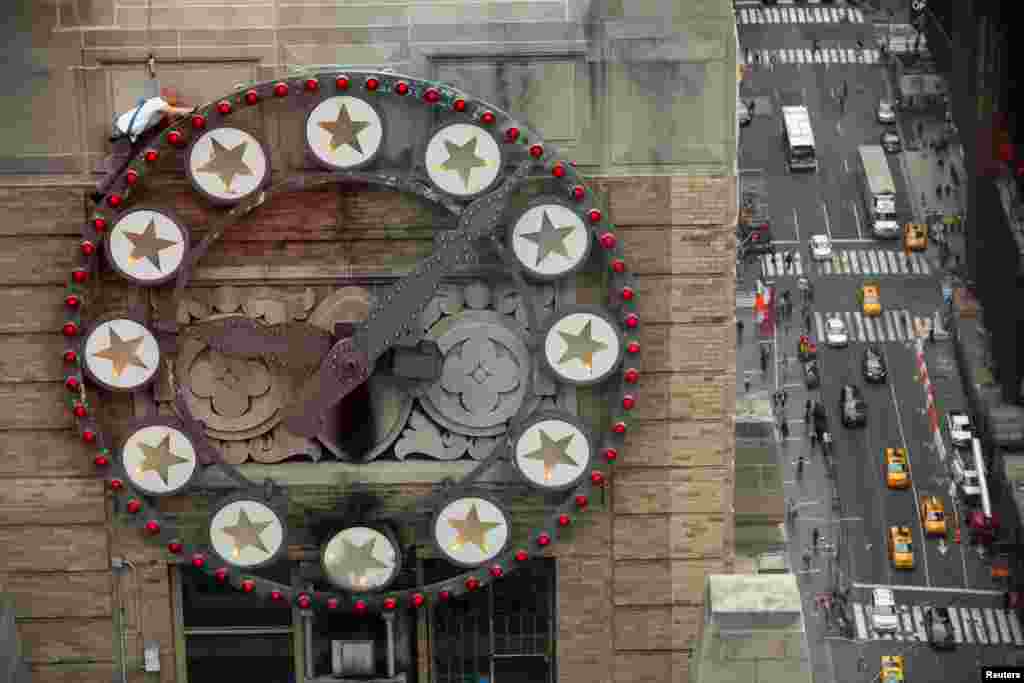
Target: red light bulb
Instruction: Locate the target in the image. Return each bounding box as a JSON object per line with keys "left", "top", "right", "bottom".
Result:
{"left": 558, "top": 514, "right": 572, "bottom": 527}
{"left": 589, "top": 209, "right": 604, "bottom": 224}
{"left": 167, "top": 130, "right": 182, "bottom": 146}
{"left": 623, "top": 394, "right": 636, "bottom": 410}
{"left": 72, "top": 403, "right": 87, "bottom": 418}
{"left": 625, "top": 314, "right": 639, "bottom": 329}
{"left": 107, "top": 194, "right": 122, "bottom": 208}
{"left": 611, "top": 258, "right": 626, "bottom": 273}
{"left": 125, "top": 170, "right": 139, "bottom": 186}
{"left": 394, "top": 81, "right": 409, "bottom": 95}
{"left": 480, "top": 111, "right": 496, "bottom": 125}
{"left": 515, "top": 550, "right": 528, "bottom": 562}
{"left": 80, "top": 240, "right": 95, "bottom": 256}
{"left": 191, "top": 114, "right": 206, "bottom": 129}
{"left": 109, "top": 478, "right": 123, "bottom": 490}
{"left": 552, "top": 163, "right": 566, "bottom": 178}
{"left": 590, "top": 471, "right": 605, "bottom": 486}
{"left": 571, "top": 185, "right": 585, "bottom": 201}
{"left": 575, "top": 495, "right": 588, "bottom": 508}
{"left": 529, "top": 144, "right": 544, "bottom": 158}
{"left": 145, "top": 520, "right": 160, "bottom": 535}
{"left": 93, "top": 453, "right": 109, "bottom": 467}
{"left": 65, "top": 294, "right": 81, "bottom": 308}
{"left": 537, "top": 533, "right": 551, "bottom": 547}
{"left": 191, "top": 553, "right": 205, "bottom": 568}
{"left": 271, "top": 590, "right": 284, "bottom": 602}
{"left": 168, "top": 541, "right": 183, "bottom": 554}
{"left": 383, "top": 597, "right": 397, "bottom": 610}
{"left": 621, "top": 286, "right": 635, "bottom": 301}
{"left": 215, "top": 568, "right": 228, "bottom": 583}
{"left": 489, "top": 565, "right": 503, "bottom": 578}
{"left": 126, "top": 499, "right": 141, "bottom": 514}
{"left": 624, "top": 368, "right": 640, "bottom": 383}
{"left": 82, "top": 429, "right": 96, "bottom": 443}
{"left": 505, "top": 127, "right": 520, "bottom": 142}
{"left": 365, "top": 78, "right": 379, "bottom": 91}
{"left": 93, "top": 217, "right": 108, "bottom": 232}
{"left": 245, "top": 89, "right": 259, "bottom": 105}
{"left": 327, "top": 597, "right": 339, "bottom": 610}
{"left": 305, "top": 78, "right": 319, "bottom": 92}
{"left": 613, "top": 421, "right": 627, "bottom": 434}
{"left": 242, "top": 579, "right": 256, "bottom": 593}
{"left": 465, "top": 577, "right": 480, "bottom": 590}
{"left": 335, "top": 76, "right": 350, "bottom": 91}
{"left": 439, "top": 590, "right": 451, "bottom": 601}
{"left": 144, "top": 150, "right": 158, "bottom": 163}
{"left": 63, "top": 350, "right": 78, "bottom": 363}
{"left": 63, "top": 322, "right": 79, "bottom": 337}
{"left": 274, "top": 82, "right": 289, "bottom": 97}
{"left": 354, "top": 600, "right": 368, "bottom": 613}
{"left": 604, "top": 447, "right": 618, "bottom": 462}
{"left": 424, "top": 88, "right": 440, "bottom": 103}
{"left": 453, "top": 99, "right": 467, "bottom": 112}
{"left": 65, "top": 375, "right": 80, "bottom": 391}
{"left": 297, "top": 594, "right": 311, "bottom": 609}
{"left": 627, "top": 341, "right": 640, "bottom": 354}
{"left": 411, "top": 593, "right": 425, "bottom": 607}
{"left": 217, "top": 101, "right": 232, "bottom": 115}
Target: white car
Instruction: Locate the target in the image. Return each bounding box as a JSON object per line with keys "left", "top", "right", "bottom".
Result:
{"left": 877, "top": 100, "right": 896, "bottom": 124}
{"left": 946, "top": 410, "right": 973, "bottom": 448}
{"left": 809, "top": 234, "right": 833, "bottom": 261}
{"left": 871, "top": 588, "right": 900, "bottom": 633}
{"left": 825, "top": 315, "right": 848, "bottom": 348}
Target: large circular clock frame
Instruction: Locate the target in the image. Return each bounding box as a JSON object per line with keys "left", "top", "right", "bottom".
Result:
{"left": 66, "top": 70, "right": 642, "bottom": 614}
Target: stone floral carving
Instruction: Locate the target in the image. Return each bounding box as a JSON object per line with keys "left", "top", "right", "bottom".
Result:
{"left": 441, "top": 330, "right": 520, "bottom": 416}
{"left": 189, "top": 351, "right": 271, "bottom": 419}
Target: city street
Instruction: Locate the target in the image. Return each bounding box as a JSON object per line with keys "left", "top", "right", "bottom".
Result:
{"left": 736, "top": 0, "right": 1024, "bottom": 679}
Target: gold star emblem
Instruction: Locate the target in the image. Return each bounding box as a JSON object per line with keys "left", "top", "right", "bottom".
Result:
{"left": 447, "top": 504, "right": 502, "bottom": 553}
{"left": 317, "top": 103, "right": 372, "bottom": 154}
{"left": 91, "top": 326, "right": 149, "bottom": 378}
{"left": 521, "top": 428, "right": 579, "bottom": 482}
{"left": 326, "top": 537, "right": 392, "bottom": 589}
{"left": 136, "top": 433, "right": 191, "bottom": 486}
{"left": 441, "top": 136, "right": 488, "bottom": 189}
{"left": 123, "top": 219, "right": 178, "bottom": 272}
{"left": 196, "top": 136, "right": 254, "bottom": 192}
{"left": 519, "top": 210, "right": 576, "bottom": 267}
{"left": 557, "top": 319, "right": 609, "bottom": 370}
{"left": 220, "top": 507, "right": 274, "bottom": 557}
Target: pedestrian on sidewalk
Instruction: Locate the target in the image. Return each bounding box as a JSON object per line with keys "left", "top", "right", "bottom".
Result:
{"left": 804, "top": 311, "right": 812, "bottom": 333}
{"left": 802, "top": 549, "right": 812, "bottom": 570}
{"left": 747, "top": 100, "right": 756, "bottom": 118}
{"left": 812, "top": 527, "right": 820, "bottom": 549}
{"left": 744, "top": 375, "right": 751, "bottom": 394}
{"left": 809, "top": 428, "right": 818, "bottom": 447}
{"left": 780, "top": 389, "right": 788, "bottom": 407}
{"left": 946, "top": 184, "right": 952, "bottom": 198}
{"left": 780, "top": 420, "right": 790, "bottom": 439}
{"left": 805, "top": 399, "right": 812, "bottom": 424}
{"left": 784, "top": 251, "right": 794, "bottom": 273}
{"left": 737, "top": 318, "right": 744, "bottom": 342}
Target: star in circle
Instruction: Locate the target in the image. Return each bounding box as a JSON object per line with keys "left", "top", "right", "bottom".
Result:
{"left": 518, "top": 210, "right": 576, "bottom": 266}
{"left": 447, "top": 503, "right": 502, "bottom": 553}
{"left": 557, "top": 319, "right": 609, "bottom": 371}
{"left": 521, "top": 428, "right": 578, "bottom": 482}
{"left": 136, "top": 433, "right": 191, "bottom": 486}
{"left": 123, "top": 219, "right": 179, "bottom": 272}
{"left": 91, "top": 327, "right": 149, "bottom": 378}
{"left": 325, "top": 537, "right": 393, "bottom": 589}
{"left": 317, "top": 103, "right": 372, "bottom": 154}
{"left": 196, "top": 137, "right": 254, "bottom": 192}
{"left": 220, "top": 508, "right": 274, "bottom": 557}
{"left": 441, "top": 136, "right": 488, "bottom": 189}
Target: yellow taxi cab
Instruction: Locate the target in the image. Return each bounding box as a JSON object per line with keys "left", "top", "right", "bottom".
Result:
{"left": 904, "top": 222, "right": 928, "bottom": 252}
{"left": 884, "top": 448, "right": 910, "bottom": 489}
{"left": 881, "top": 655, "right": 904, "bottom": 682}
{"left": 920, "top": 495, "right": 947, "bottom": 536}
{"left": 888, "top": 526, "right": 914, "bottom": 569}
{"left": 862, "top": 282, "right": 881, "bottom": 317}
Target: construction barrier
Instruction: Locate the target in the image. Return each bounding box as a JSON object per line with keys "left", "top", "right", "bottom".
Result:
{"left": 915, "top": 337, "right": 947, "bottom": 462}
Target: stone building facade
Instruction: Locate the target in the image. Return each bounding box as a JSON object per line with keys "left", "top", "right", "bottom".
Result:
{"left": 0, "top": 1, "right": 738, "bottom": 682}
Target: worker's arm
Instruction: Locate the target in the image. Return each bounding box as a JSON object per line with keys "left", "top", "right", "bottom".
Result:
{"left": 163, "top": 105, "right": 196, "bottom": 117}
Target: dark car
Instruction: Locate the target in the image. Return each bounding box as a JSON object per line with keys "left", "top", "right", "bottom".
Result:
{"left": 924, "top": 607, "right": 956, "bottom": 650}
{"left": 881, "top": 130, "right": 902, "bottom": 153}
{"left": 840, "top": 384, "right": 867, "bottom": 427}
{"left": 862, "top": 345, "right": 888, "bottom": 383}
{"left": 803, "top": 359, "right": 821, "bottom": 389}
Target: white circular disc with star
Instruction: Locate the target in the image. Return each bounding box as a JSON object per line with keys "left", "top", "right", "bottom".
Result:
{"left": 542, "top": 308, "right": 623, "bottom": 386}
{"left": 321, "top": 526, "right": 400, "bottom": 592}
{"left": 107, "top": 209, "right": 188, "bottom": 286}
{"left": 209, "top": 500, "right": 285, "bottom": 568}
{"left": 513, "top": 415, "right": 592, "bottom": 490}
{"left": 432, "top": 496, "right": 510, "bottom": 568}
{"left": 510, "top": 202, "right": 591, "bottom": 280}
{"left": 305, "top": 96, "right": 383, "bottom": 170}
{"left": 121, "top": 425, "right": 197, "bottom": 495}
{"left": 83, "top": 319, "right": 161, "bottom": 392}
{"left": 424, "top": 123, "right": 502, "bottom": 198}
{"left": 187, "top": 127, "right": 269, "bottom": 204}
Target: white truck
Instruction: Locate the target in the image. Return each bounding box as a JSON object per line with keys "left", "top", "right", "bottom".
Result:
{"left": 858, "top": 145, "right": 900, "bottom": 238}
{"left": 782, "top": 106, "right": 818, "bottom": 172}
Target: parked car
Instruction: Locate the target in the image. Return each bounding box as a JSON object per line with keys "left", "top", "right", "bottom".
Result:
{"left": 809, "top": 234, "right": 833, "bottom": 261}
{"left": 862, "top": 345, "right": 888, "bottom": 383}
{"left": 840, "top": 384, "right": 867, "bottom": 427}
{"left": 924, "top": 607, "right": 956, "bottom": 650}
{"left": 946, "top": 410, "right": 973, "bottom": 448}
{"left": 825, "top": 315, "right": 849, "bottom": 348}
{"left": 881, "top": 130, "right": 902, "bottom": 153}
{"left": 877, "top": 100, "right": 896, "bottom": 123}
{"left": 871, "top": 588, "right": 900, "bottom": 633}
{"left": 738, "top": 98, "right": 751, "bottom": 127}
{"left": 803, "top": 359, "right": 821, "bottom": 389}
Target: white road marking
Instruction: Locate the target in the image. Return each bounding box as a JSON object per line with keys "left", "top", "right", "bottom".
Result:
{"left": 888, "top": 251, "right": 900, "bottom": 273}
{"left": 739, "top": 8, "right": 749, "bottom": 23}
{"left": 796, "top": 49, "right": 805, "bottom": 64}
{"left": 822, "top": 201, "right": 832, "bottom": 240}
{"left": 898, "top": 252, "right": 909, "bottom": 274}
{"left": 878, "top": 252, "right": 889, "bottom": 275}
{"left": 815, "top": 312, "right": 825, "bottom": 341}
{"left": 891, "top": 311, "right": 905, "bottom": 342}
{"left": 863, "top": 314, "right": 875, "bottom": 343}
{"left": 866, "top": 250, "right": 878, "bottom": 274}
{"left": 822, "top": 260, "right": 832, "bottom": 275}
{"left": 854, "top": 603, "right": 869, "bottom": 640}
{"left": 912, "top": 605, "right": 927, "bottom": 641}
{"left": 846, "top": 48, "right": 856, "bottom": 63}
{"left": 900, "top": 610, "right": 914, "bottom": 635}
{"left": 918, "top": 253, "right": 931, "bottom": 275}
{"left": 971, "top": 608, "right": 989, "bottom": 645}
{"left": 847, "top": 250, "right": 859, "bottom": 274}
{"left": 829, "top": 48, "right": 840, "bottom": 63}
{"left": 995, "top": 608, "right": 1013, "bottom": 644}
{"left": 904, "top": 311, "right": 915, "bottom": 340}
{"left": 1008, "top": 610, "right": 1024, "bottom": 646}
{"left": 853, "top": 311, "right": 865, "bottom": 342}
{"left": 839, "top": 49, "right": 848, "bottom": 64}
{"left": 948, "top": 607, "right": 964, "bottom": 644}
{"left": 792, "top": 252, "right": 804, "bottom": 275}
{"left": 958, "top": 608, "right": 975, "bottom": 643}
{"left": 844, "top": 312, "right": 855, "bottom": 340}
{"left": 910, "top": 254, "right": 921, "bottom": 274}
{"left": 985, "top": 608, "right": 1001, "bottom": 644}
{"left": 884, "top": 311, "right": 896, "bottom": 341}
{"left": 857, "top": 250, "right": 869, "bottom": 274}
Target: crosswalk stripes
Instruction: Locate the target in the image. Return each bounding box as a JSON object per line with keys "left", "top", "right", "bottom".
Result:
{"left": 736, "top": 6, "right": 865, "bottom": 24}
{"left": 744, "top": 47, "right": 880, "bottom": 65}
{"left": 814, "top": 310, "right": 929, "bottom": 343}
{"left": 801, "top": 250, "right": 931, "bottom": 277}
{"left": 851, "top": 602, "right": 1024, "bottom": 646}
{"left": 759, "top": 252, "right": 803, "bottom": 277}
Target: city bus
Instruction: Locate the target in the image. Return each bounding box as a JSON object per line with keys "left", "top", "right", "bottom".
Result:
{"left": 782, "top": 106, "right": 818, "bottom": 172}
{"left": 858, "top": 145, "right": 899, "bottom": 238}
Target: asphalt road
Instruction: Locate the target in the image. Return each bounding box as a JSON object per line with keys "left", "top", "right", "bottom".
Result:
{"left": 738, "top": 4, "right": 1019, "bottom": 680}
